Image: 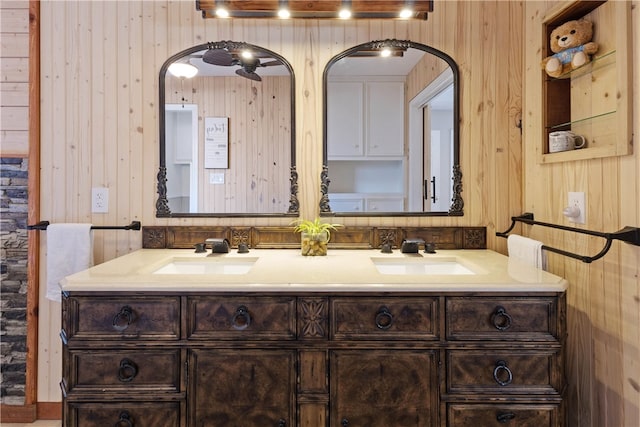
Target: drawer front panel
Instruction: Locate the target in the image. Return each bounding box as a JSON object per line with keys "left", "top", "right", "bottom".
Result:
{"left": 66, "top": 402, "right": 182, "bottom": 427}
{"left": 67, "top": 349, "right": 181, "bottom": 392}
{"left": 63, "top": 296, "right": 180, "bottom": 340}
{"left": 448, "top": 404, "right": 560, "bottom": 427}
{"left": 447, "top": 350, "right": 561, "bottom": 394}
{"left": 331, "top": 297, "right": 438, "bottom": 340}
{"left": 446, "top": 297, "right": 558, "bottom": 340}
{"left": 187, "top": 296, "right": 296, "bottom": 340}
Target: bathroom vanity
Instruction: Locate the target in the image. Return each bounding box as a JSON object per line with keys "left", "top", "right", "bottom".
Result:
{"left": 60, "top": 249, "right": 567, "bottom": 426}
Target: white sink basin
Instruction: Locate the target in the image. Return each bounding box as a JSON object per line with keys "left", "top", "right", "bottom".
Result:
{"left": 152, "top": 257, "right": 257, "bottom": 275}
{"left": 371, "top": 257, "right": 477, "bottom": 275}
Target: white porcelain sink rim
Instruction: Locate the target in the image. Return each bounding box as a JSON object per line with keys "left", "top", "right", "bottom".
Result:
{"left": 370, "top": 256, "right": 479, "bottom": 275}
{"left": 152, "top": 257, "right": 258, "bottom": 275}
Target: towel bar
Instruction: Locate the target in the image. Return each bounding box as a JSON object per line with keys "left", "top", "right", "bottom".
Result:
{"left": 496, "top": 213, "right": 640, "bottom": 263}
{"left": 27, "top": 221, "right": 141, "bottom": 231}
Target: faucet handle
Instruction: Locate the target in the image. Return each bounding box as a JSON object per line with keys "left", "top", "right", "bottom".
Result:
{"left": 424, "top": 242, "right": 436, "bottom": 254}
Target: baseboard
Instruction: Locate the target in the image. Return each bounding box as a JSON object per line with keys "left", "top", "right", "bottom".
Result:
{"left": 0, "top": 403, "right": 37, "bottom": 423}
{"left": 0, "top": 402, "right": 61, "bottom": 423}
{"left": 37, "top": 401, "right": 62, "bottom": 419}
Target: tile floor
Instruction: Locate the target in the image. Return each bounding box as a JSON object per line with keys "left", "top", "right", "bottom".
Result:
{"left": 2, "top": 421, "right": 61, "bottom": 427}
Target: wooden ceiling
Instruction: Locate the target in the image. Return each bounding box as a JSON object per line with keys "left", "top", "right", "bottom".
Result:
{"left": 196, "top": 1, "right": 434, "bottom": 20}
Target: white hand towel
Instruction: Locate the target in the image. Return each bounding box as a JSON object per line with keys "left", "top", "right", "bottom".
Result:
{"left": 507, "top": 234, "right": 547, "bottom": 270}
{"left": 46, "top": 223, "right": 93, "bottom": 302}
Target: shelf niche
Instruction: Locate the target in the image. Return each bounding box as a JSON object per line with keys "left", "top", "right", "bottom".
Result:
{"left": 540, "top": 0, "right": 632, "bottom": 164}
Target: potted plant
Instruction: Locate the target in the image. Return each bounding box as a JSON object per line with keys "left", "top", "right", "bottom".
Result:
{"left": 292, "top": 218, "right": 342, "bottom": 256}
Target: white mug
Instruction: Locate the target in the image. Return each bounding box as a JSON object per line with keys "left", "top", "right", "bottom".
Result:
{"left": 548, "top": 131, "right": 586, "bottom": 153}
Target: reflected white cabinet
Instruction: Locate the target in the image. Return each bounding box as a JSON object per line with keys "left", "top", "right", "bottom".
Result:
{"left": 327, "top": 80, "right": 404, "bottom": 159}
{"left": 329, "top": 193, "right": 403, "bottom": 213}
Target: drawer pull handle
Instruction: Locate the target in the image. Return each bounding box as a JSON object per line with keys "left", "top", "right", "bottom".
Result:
{"left": 112, "top": 306, "right": 134, "bottom": 331}
{"left": 115, "top": 411, "right": 133, "bottom": 427}
{"left": 491, "top": 306, "right": 512, "bottom": 331}
{"left": 277, "top": 419, "right": 286, "bottom": 427}
{"left": 375, "top": 306, "right": 394, "bottom": 330}
{"left": 232, "top": 305, "right": 252, "bottom": 330}
{"left": 341, "top": 419, "right": 349, "bottom": 426}
{"left": 493, "top": 360, "right": 513, "bottom": 386}
{"left": 496, "top": 412, "right": 516, "bottom": 423}
{"left": 118, "top": 358, "right": 139, "bottom": 382}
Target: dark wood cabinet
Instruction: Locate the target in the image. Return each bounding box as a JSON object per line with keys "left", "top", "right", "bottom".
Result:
{"left": 61, "top": 291, "right": 565, "bottom": 426}
{"left": 331, "top": 350, "right": 438, "bottom": 426}
{"left": 190, "top": 349, "right": 295, "bottom": 426}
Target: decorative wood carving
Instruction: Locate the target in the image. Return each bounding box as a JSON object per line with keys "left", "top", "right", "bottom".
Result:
{"left": 298, "top": 298, "right": 328, "bottom": 339}
{"left": 142, "top": 225, "right": 486, "bottom": 250}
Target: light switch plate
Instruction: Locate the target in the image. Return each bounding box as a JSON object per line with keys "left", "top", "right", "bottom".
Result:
{"left": 210, "top": 173, "right": 225, "bottom": 184}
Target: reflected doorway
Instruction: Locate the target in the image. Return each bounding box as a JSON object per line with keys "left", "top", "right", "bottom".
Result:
{"left": 408, "top": 69, "right": 454, "bottom": 212}
{"left": 165, "top": 104, "right": 198, "bottom": 213}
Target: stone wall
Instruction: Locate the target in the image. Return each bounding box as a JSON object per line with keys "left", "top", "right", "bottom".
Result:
{"left": 0, "top": 158, "right": 28, "bottom": 405}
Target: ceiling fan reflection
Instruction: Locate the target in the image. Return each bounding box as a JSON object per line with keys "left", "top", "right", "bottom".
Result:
{"left": 201, "top": 48, "right": 283, "bottom": 81}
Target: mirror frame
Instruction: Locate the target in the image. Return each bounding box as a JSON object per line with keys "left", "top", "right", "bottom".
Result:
{"left": 156, "top": 41, "right": 299, "bottom": 218}
{"left": 320, "top": 39, "right": 463, "bottom": 217}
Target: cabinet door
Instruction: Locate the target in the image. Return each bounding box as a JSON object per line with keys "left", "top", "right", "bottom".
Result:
{"left": 190, "top": 349, "right": 295, "bottom": 427}
{"left": 366, "top": 81, "right": 404, "bottom": 157}
{"left": 331, "top": 350, "right": 438, "bottom": 426}
{"left": 327, "top": 82, "right": 364, "bottom": 157}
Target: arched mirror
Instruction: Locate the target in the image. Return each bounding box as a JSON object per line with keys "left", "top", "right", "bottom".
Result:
{"left": 157, "top": 41, "right": 298, "bottom": 217}
{"left": 320, "top": 39, "right": 462, "bottom": 216}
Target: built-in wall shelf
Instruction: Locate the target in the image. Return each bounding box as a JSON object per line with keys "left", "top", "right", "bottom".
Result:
{"left": 539, "top": 0, "right": 632, "bottom": 165}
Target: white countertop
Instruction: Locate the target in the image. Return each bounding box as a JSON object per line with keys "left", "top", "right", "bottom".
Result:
{"left": 60, "top": 249, "right": 567, "bottom": 293}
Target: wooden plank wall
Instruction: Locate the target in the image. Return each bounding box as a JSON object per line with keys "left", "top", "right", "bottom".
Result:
{"left": 35, "top": 0, "right": 525, "bottom": 405}
{"left": 31, "top": 1, "right": 639, "bottom": 426}
{"left": 165, "top": 75, "right": 291, "bottom": 213}
{"left": 524, "top": 2, "right": 639, "bottom": 427}
{"left": 0, "top": 0, "right": 29, "bottom": 156}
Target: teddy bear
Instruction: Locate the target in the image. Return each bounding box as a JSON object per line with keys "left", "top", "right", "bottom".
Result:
{"left": 541, "top": 19, "right": 599, "bottom": 78}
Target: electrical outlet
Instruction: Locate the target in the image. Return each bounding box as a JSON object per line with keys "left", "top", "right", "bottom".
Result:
{"left": 92, "top": 187, "right": 109, "bottom": 213}
{"left": 567, "top": 192, "right": 585, "bottom": 224}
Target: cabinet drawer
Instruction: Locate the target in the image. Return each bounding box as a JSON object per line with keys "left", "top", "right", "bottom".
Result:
{"left": 448, "top": 404, "right": 561, "bottom": 427}
{"left": 446, "top": 297, "right": 560, "bottom": 341}
{"left": 187, "top": 296, "right": 296, "bottom": 340}
{"left": 62, "top": 296, "right": 180, "bottom": 341}
{"left": 65, "top": 402, "right": 183, "bottom": 427}
{"left": 64, "top": 349, "right": 182, "bottom": 393}
{"left": 447, "top": 350, "right": 562, "bottom": 395}
{"left": 331, "top": 297, "right": 438, "bottom": 340}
